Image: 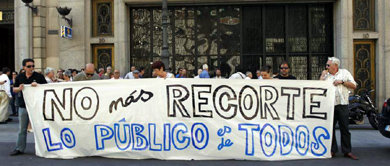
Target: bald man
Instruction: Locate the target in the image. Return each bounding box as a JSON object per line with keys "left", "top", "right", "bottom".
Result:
{"left": 73, "top": 63, "right": 101, "bottom": 81}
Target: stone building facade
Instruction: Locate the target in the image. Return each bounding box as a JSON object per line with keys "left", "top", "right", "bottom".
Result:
{"left": 10, "top": 0, "right": 390, "bottom": 107}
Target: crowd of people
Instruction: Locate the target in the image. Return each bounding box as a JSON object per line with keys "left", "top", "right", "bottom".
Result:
{"left": 0, "top": 57, "right": 358, "bottom": 160}
{"left": 0, "top": 60, "right": 299, "bottom": 125}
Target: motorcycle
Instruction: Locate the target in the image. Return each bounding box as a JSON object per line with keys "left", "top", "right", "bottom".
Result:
{"left": 348, "top": 90, "right": 379, "bottom": 129}
{"left": 378, "top": 98, "right": 390, "bottom": 138}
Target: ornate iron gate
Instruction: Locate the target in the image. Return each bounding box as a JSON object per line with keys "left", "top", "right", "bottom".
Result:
{"left": 130, "top": 4, "right": 333, "bottom": 79}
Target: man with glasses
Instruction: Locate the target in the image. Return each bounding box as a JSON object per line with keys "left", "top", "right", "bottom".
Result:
{"left": 111, "top": 69, "right": 122, "bottom": 80}
{"left": 320, "top": 57, "right": 358, "bottom": 160}
{"left": 274, "top": 61, "right": 296, "bottom": 80}
{"left": 73, "top": 63, "right": 101, "bottom": 81}
{"left": 10, "top": 58, "right": 47, "bottom": 156}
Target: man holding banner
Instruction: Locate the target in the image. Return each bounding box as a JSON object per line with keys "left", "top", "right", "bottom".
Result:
{"left": 10, "top": 58, "right": 47, "bottom": 156}
{"left": 320, "top": 57, "right": 358, "bottom": 160}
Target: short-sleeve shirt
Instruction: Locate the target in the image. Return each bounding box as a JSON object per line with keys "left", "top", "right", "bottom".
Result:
{"left": 324, "top": 69, "right": 357, "bottom": 105}
{"left": 14, "top": 72, "right": 47, "bottom": 108}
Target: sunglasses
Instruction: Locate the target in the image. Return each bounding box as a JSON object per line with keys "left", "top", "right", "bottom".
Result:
{"left": 280, "top": 67, "right": 289, "bottom": 70}
{"left": 26, "top": 65, "right": 35, "bottom": 68}
{"left": 86, "top": 73, "right": 94, "bottom": 76}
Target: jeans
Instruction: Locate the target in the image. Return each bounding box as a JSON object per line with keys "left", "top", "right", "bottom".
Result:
{"left": 15, "top": 107, "right": 29, "bottom": 152}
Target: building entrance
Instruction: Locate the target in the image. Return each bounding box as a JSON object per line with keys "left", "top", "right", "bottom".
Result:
{"left": 129, "top": 4, "right": 333, "bottom": 79}
{"left": 0, "top": 24, "right": 14, "bottom": 72}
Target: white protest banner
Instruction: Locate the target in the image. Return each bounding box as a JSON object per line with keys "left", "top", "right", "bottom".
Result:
{"left": 23, "top": 79, "right": 335, "bottom": 160}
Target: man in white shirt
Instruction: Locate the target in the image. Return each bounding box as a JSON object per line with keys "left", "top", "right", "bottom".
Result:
{"left": 256, "top": 70, "right": 263, "bottom": 80}
{"left": 111, "top": 69, "right": 123, "bottom": 80}
{"left": 213, "top": 69, "right": 224, "bottom": 79}
{"left": 0, "top": 67, "right": 12, "bottom": 124}
{"left": 124, "top": 66, "right": 136, "bottom": 79}
{"left": 245, "top": 71, "right": 253, "bottom": 79}
{"left": 320, "top": 57, "right": 358, "bottom": 160}
{"left": 152, "top": 61, "right": 174, "bottom": 78}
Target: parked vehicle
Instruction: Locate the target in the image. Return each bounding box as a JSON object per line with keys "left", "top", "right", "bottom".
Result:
{"left": 348, "top": 90, "right": 379, "bottom": 129}
{"left": 378, "top": 98, "right": 390, "bottom": 138}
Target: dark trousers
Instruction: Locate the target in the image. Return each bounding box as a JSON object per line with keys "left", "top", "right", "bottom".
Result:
{"left": 331, "top": 105, "right": 352, "bottom": 153}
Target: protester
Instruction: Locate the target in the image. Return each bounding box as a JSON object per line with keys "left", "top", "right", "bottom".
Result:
{"left": 259, "top": 65, "right": 273, "bottom": 79}
{"left": 213, "top": 69, "right": 224, "bottom": 79}
{"left": 71, "top": 69, "right": 78, "bottom": 78}
{"left": 130, "top": 66, "right": 136, "bottom": 72}
{"left": 229, "top": 67, "right": 246, "bottom": 79}
{"left": 320, "top": 57, "right": 358, "bottom": 160}
{"left": 98, "top": 68, "right": 104, "bottom": 79}
{"left": 0, "top": 67, "right": 12, "bottom": 124}
{"left": 10, "top": 58, "right": 47, "bottom": 156}
{"left": 176, "top": 68, "right": 187, "bottom": 78}
{"left": 63, "top": 69, "right": 72, "bottom": 82}
{"left": 245, "top": 71, "right": 253, "bottom": 79}
{"left": 103, "top": 66, "right": 112, "bottom": 79}
{"left": 139, "top": 67, "right": 145, "bottom": 78}
{"left": 151, "top": 61, "right": 174, "bottom": 78}
{"left": 111, "top": 69, "right": 122, "bottom": 80}
{"left": 73, "top": 63, "right": 101, "bottom": 81}
{"left": 256, "top": 70, "right": 263, "bottom": 80}
{"left": 10, "top": 71, "right": 18, "bottom": 116}
{"left": 44, "top": 67, "right": 56, "bottom": 83}
{"left": 124, "top": 66, "right": 137, "bottom": 79}
{"left": 14, "top": 70, "right": 24, "bottom": 118}
{"left": 56, "top": 69, "right": 64, "bottom": 82}
{"left": 133, "top": 70, "right": 141, "bottom": 79}
{"left": 175, "top": 68, "right": 183, "bottom": 78}
{"left": 274, "top": 61, "right": 297, "bottom": 80}
{"left": 180, "top": 69, "right": 187, "bottom": 78}
{"left": 199, "top": 64, "right": 210, "bottom": 78}
{"left": 194, "top": 69, "right": 202, "bottom": 78}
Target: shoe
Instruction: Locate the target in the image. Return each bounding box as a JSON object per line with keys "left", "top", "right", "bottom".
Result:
{"left": 0, "top": 121, "right": 7, "bottom": 124}
{"left": 10, "top": 150, "right": 23, "bottom": 156}
{"left": 331, "top": 152, "right": 335, "bottom": 158}
{"left": 10, "top": 113, "right": 17, "bottom": 117}
{"left": 344, "top": 152, "right": 358, "bottom": 160}
{"left": 6, "top": 118, "right": 12, "bottom": 122}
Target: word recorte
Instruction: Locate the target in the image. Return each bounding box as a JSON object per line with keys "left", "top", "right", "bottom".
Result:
{"left": 167, "top": 84, "right": 329, "bottom": 120}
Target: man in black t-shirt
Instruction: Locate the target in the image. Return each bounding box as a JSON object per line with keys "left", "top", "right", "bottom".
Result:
{"left": 10, "top": 58, "right": 47, "bottom": 156}
{"left": 273, "top": 61, "right": 297, "bottom": 80}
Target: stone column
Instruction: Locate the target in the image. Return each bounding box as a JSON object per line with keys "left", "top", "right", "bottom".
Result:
{"left": 115, "top": 0, "right": 130, "bottom": 75}
{"left": 378, "top": 0, "right": 390, "bottom": 107}
{"left": 32, "top": 0, "right": 47, "bottom": 72}
{"left": 14, "top": 1, "right": 32, "bottom": 71}
{"left": 45, "top": 0, "right": 60, "bottom": 70}
{"left": 333, "top": 0, "right": 354, "bottom": 71}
